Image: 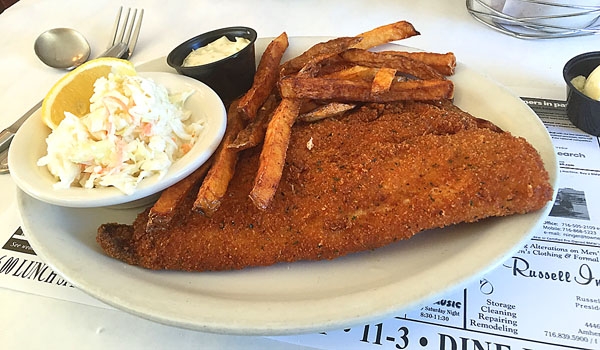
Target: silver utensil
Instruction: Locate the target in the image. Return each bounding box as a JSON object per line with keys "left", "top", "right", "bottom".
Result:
{"left": 0, "top": 100, "right": 41, "bottom": 154}
{"left": 101, "top": 6, "right": 144, "bottom": 60}
{"left": 34, "top": 28, "right": 91, "bottom": 70}
{"left": 0, "top": 7, "right": 144, "bottom": 175}
{"left": 0, "top": 101, "right": 42, "bottom": 175}
{"left": 0, "top": 145, "right": 8, "bottom": 174}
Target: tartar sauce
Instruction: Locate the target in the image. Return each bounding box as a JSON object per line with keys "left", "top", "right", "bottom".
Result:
{"left": 571, "top": 64, "right": 600, "bottom": 101}
{"left": 182, "top": 36, "right": 250, "bottom": 67}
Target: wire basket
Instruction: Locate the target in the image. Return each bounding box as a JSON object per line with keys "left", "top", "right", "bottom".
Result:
{"left": 466, "top": 0, "right": 600, "bottom": 38}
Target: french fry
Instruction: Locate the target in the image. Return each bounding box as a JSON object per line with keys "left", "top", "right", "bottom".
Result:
{"left": 249, "top": 97, "right": 302, "bottom": 210}
{"left": 279, "top": 76, "right": 454, "bottom": 102}
{"left": 298, "top": 100, "right": 320, "bottom": 114}
{"left": 297, "top": 102, "right": 357, "bottom": 122}
{"left": 308, "top": 56, "right": 354, "bottom": 77}
{"left": 280, "top": 37, "right": 363, "bottom": 77}
{"left": 374, "top": 51, "right": 456, "bottom": 76}
{"left": 147, "top": 21, "right": 459, "bottom": 214}
{"left": 320, "top": 65, "right": 379, "bottom": 82}
{"left": 371, "top": 68, "right": 397, "bottom": 94}
{"left": 352, "top": 20, "right": 420, "bottom": 50}
{"left": 238, "top": 32, "right": 289, "bottom": 120}
{"left": 228, "top": 93, "right": 279, "bottom": 151}
{"left": 193, "top": 100, "right": 246, "bottom": 216}
{"left": 146, "top": 160, "right": 212, "bottom": 233}
{"left": 341, "top": 49, "right": 444, "bottom": 80}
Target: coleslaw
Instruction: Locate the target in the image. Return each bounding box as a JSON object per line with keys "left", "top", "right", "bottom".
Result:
{"left": 37, "top": 73, "right": 203, "bottom": 195}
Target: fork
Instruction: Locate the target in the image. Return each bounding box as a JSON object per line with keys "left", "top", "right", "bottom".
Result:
{"left": 101, "top": 6, "right": 144, "bottom": 60}
{"left": 0, "top": 7, "right": 144, "bottom": 175}
{"left": 0, "top": 147, "right": 7, "bottom": 174}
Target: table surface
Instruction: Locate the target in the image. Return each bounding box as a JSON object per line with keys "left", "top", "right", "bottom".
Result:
{"left": 1, "top": 0, "right": 598, "bottom": 349}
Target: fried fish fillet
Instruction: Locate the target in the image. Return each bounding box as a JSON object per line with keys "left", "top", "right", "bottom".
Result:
{"left": 97, "top": 101, "right": 553, "bottom": 271}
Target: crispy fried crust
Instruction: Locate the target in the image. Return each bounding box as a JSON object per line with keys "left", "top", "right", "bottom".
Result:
{"left": 97, "top": 101, "right": 553, "bottom": 271}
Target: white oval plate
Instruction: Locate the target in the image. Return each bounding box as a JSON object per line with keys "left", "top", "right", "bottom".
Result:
{"left": 17, "top": 37, "right": 558, "bottom": 335}
{"left": 9, "top": 71, "right": 226, "bottom": 208}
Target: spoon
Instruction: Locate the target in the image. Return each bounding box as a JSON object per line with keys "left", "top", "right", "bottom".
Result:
{"left": 34, "top": 28, "right": 91, "bottom": 70}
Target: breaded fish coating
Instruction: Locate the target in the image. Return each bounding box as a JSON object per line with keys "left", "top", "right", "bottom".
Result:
{"left": 97, "top": 101, "right": 553, "bottom": 271}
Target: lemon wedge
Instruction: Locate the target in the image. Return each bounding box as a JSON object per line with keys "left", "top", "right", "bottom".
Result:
{"left": 41, "top": 57, "right": 137, "bottom": 130}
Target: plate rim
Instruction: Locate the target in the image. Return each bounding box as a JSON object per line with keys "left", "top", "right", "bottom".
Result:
{"left": 17, "top": 36, "right": 558, "bottom": 335}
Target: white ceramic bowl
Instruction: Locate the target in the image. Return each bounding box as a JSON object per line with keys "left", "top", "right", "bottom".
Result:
{"left": 9, "top": 71, "right": 226, "bottom": 208}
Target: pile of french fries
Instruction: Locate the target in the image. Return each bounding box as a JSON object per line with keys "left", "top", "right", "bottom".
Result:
{"left": 147, "top": 20, "right": 457, "bottom": 228}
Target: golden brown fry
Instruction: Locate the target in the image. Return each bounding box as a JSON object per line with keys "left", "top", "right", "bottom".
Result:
{"left": 228, "top": 93, "right": 279, "bottom": 151}
{"left": 297, "top": 102, "right": 357, "bottom": 122}
{"left": 193, "top": 100, "right": 246, "bottom": 216}
{"left": 249, "top": 98, "right": 302, "bottom": 210}
{"left": 279, "top": 76, "right": 454, "bottom": 102}
{"left": 371, "top": 68, "right": 397, "bottom": 94}
{"left": 279, "top": 37, "right": 363, "bottom": 77}
{"left": 352, "top": 20, "right": 420, "bottom": 50}
{"left": 245, "top": 50, "right": 331, "bottom": 209}
{"left": 320, "top": 65, "right": 378, "bottom": 82}
{"left": 298, "top": 100, "right": 320, "bottom": 114}
{"left": 146, "top": 160, "right": 212, "bottom": 233}
{"left": 309, "top": 56, "right": 354, "bottom": 77}
{"left": 377, "top": 51, "right": 456, "bottom": 76}
{"left": 341, "top": 49, "right": 444, "bottom": 80}
{"left": 238, "top": 32, "right": 289, "bottom": 120}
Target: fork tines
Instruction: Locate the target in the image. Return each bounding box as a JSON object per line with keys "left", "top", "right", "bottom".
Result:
{"left": 107, "top": 6, "right": 144, "bottom": 59}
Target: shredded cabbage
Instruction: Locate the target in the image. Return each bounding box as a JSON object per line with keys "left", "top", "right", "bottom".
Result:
{"left": 37, "top": 73, "right": 203, "bottom": 195}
